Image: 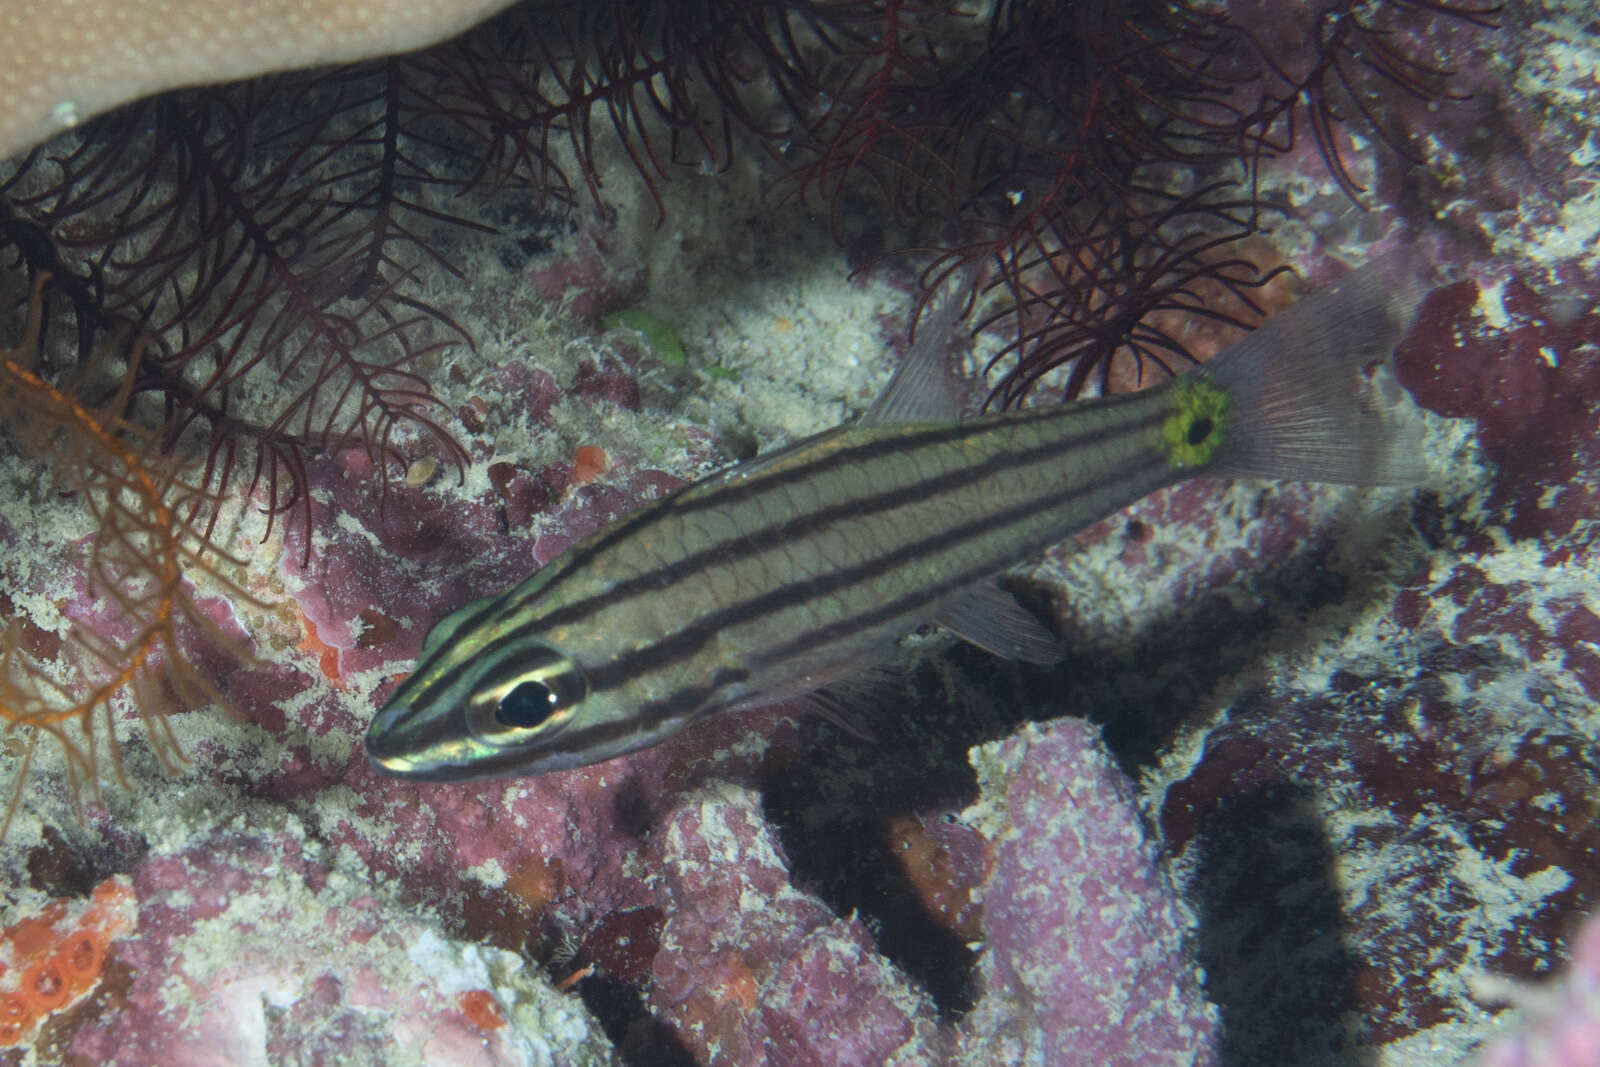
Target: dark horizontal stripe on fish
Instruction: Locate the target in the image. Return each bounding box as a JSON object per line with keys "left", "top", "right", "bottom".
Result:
{"left": 412, "top": 401, "right": 1166, "bottom": 712}
{"left": 508, "top": 395, "right": 1150, "bottom": 612}
{"left": 581, "top": 443, "right": 1160, "bottom": 697}
{"left": 512, "top": 398, "right": 1169, "bottom": 632}
{"left": 756, "top": 484, "right": 1103, "bottom": 669}
{"left": 407, "top": 396, "right": 1165, "bottom": 714}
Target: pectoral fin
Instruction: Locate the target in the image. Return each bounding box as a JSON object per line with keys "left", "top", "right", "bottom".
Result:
{"left": 937, "top": 582, "right": 1064, "bottom": 664}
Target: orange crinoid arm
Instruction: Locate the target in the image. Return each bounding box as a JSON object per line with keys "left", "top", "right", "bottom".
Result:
{"left": 0, "top": 275, "right": 262, "bottom": 840}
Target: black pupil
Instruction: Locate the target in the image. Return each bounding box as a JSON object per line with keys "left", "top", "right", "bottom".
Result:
{"left": 497, "top": 682, "right": 556, "bottom": 728}
{"left": 1186, "top": 416, "right": 1213, "bottom": 446}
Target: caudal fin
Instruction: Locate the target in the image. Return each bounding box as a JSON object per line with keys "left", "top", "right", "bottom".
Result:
{"left": 1204, "top": 246, "right": 1429, "bottom": 486}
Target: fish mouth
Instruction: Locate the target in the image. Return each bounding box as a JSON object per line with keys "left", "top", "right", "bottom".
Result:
{"left": 362, "top": 709, "right": 432, "bottom": 778}
{"left": 363, "top": 703, "right": 461, "bottom": 780}
{"left": 363, "top": 704, "right": 533, "bottom": 782}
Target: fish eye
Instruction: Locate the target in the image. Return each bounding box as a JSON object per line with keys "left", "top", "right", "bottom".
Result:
{"left": 468, "top": 645, "right": 588, "bottom": 743}
{"left": 1186, "top": 416, "right": 1213, "bottom": 446}
{"left": 497, "top": 681, "right": 559, "bottom": 728}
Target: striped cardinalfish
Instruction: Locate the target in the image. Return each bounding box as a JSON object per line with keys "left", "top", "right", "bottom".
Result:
{"left": 365, "top": 253, "right": 1428, "bottom": 781}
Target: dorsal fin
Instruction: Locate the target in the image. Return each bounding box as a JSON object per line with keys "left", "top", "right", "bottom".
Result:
{"left": 861, "top": 271, "right": 976, "bottom": 426}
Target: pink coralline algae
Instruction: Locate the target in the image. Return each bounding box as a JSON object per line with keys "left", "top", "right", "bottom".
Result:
{"left": 6, "top": 696, "right": 1215, "bottom": 1065}
{"left": 640, "top": 719, "right": 1216, "bottom": 1065}
{"left": 959, "top": 718, "right": 1219, "bottom": 1066}
{"left": 647, "top": 783, "right": 944, "bottom": 1065}
{"left": 54, "top": 816, "right": 617, "bottom": 1067}
{"left": 1476, "top": 909, "right": 1600, "bottom": 1067}
{"left": 1397, "top": 266, "right": 1600, "bottom": 546}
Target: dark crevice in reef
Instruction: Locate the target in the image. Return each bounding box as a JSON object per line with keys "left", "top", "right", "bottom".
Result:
{"left": 760, "top": 671, "right": 1006, "bottom": 1019}
{"left": 24, "top": 823, "right": 147, "bottom": 901}
{"left": 579, "top": 975, "right": 699, "bottom": 1067}
{"left": 1189, "top": 783, "right": 1369, "bottom": 1067}
{"left": 1011, "top": 536, "right": 1358, "bottom": 777}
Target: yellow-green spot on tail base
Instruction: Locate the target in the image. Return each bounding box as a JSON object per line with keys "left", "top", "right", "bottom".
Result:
{"left": 1161, "top": 375, "right": 1232, "bottom": 469}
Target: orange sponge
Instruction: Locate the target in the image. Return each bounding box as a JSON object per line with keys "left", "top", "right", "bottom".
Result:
{"left": 0, "top": 877, "right": 135, "bottom": 1047}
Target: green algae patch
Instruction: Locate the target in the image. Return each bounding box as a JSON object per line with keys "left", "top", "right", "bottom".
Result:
{"left": 604, "top": 309, "right": 687, "bottom": 367}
